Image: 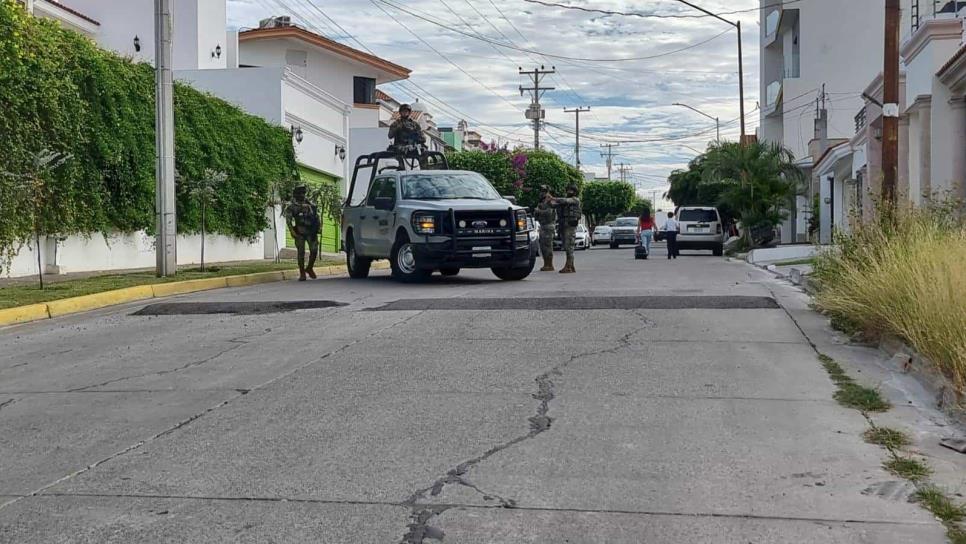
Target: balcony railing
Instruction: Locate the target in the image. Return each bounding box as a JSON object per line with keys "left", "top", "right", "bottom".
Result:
{"left": 912, "top": 1, "right": 964, "bottom": 32}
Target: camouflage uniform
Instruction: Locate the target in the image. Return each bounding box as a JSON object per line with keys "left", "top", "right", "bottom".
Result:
{"left": 388, "top": 118, "right": 426, "bottom": 148}
{"left": 551, "top": 189, "right": 581, "bottom": 273}
{"left": 532, "top": 195, "right": 557, "bottom": 272}
{"left": 284, "top": 188, "right": 321, "bottom": 281}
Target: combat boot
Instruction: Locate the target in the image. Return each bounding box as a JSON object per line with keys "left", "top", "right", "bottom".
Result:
{"left": 559, "top": 256, "right": 575, "bottom": 273}
{"left": 540, "top": 254, "right": 554, "bottom": 272}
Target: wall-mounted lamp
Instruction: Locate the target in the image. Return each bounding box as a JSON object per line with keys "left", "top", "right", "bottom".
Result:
{"left": 133, "top": 35, "right": 141, "bottom": 52}
{"left": 873, "top": 126, "right": 883, "bottom": 141}
{"left": 335, "top": 145, "right": 346, "bottom": 160}
{"left": 291, "top": 125, "right": 303, "bottom": 144}
{"left": 212, "top": 44, "right": 222, "bottom": 59}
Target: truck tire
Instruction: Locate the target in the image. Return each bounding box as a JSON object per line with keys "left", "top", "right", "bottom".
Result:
{"left": 345, "top": 235, "right": 371, "bottom": 279}
{"left": 390, "top": 234, "right": 430, "bottom": 283}
{"left": 492, "top": 257, "right": 536, "bottom": 281}
{"left": 713, "top": 244, "right": 723, "bottom": 257}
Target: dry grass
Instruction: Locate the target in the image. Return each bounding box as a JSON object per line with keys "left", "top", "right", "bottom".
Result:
{"left": 813, "top": 205, "right": 966, "bottom": 391}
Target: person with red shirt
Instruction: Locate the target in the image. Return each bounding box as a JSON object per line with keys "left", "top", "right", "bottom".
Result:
{"left": 638, "top": 210, "right": 657, "bottom": 257}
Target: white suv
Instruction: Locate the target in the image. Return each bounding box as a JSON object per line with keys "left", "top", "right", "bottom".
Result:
{"left": 676, "top": 207, "right": 727, "bottom": 256}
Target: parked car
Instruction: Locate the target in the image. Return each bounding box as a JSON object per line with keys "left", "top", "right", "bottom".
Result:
{"left": 342, "top": 161, "right": 536, "bottom": 282}
{"left": 609, "top": 217, "right": 639, "bottom": 248}
{"left": 592, "top": 225, "right": 613, "bottom": 246}
{"left": 675, "top": 206, "right": 727, "bottom": 256}
{"left": 553, "top": 224, "right": 590, "bottom": 250}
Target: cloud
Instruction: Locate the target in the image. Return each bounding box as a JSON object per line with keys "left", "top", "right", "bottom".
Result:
{"left": 227, "top": 0, "right": 760, "bottom": 192}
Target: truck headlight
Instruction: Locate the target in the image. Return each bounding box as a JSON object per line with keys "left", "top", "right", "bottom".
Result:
{"left": 413, "top": 214, "right": 436, "bottom": 234}
{"left": 515, "top": 210, "right": 528, "bottom": 231}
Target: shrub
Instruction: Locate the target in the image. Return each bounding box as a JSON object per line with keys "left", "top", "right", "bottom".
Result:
{"left": 0, "top": 0, "right": 297, "bottom": 270}
{"left": 813, "top": 205, "right": 966, "bottom": 390}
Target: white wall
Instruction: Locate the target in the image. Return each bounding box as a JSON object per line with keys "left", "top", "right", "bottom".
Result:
{"left": 3, "top": 231, "right": 266, "bottom": 278}
{"left": 176, "top": 67, "right": 284, "bottom": 124}
{"left": 64, "top": 0, "right": 226, "bottom": 69}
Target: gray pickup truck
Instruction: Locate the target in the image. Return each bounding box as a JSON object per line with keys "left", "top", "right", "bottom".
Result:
{"left": 342, "top": 159, "right": 536, "bottom": 283}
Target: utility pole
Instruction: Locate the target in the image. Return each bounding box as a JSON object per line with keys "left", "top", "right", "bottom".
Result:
{"left": 154, "top": 0, "right": 177, "bottom": 276}
{"left": 564, "top": 106, "right": 591, "bottom": 169}
{"left": 519, "top": 65, "right": 555, "bottom": 149}
{"left": 882, "top": 0, "right": 900, "bottom": 207}
{"left": 600, "top": 143, "right": 618, "bottom": 180}
{"left": 617, "top": 163, "right": 632, "bottom": 184}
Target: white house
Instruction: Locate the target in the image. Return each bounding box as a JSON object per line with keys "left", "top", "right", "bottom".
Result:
{"left": 758, "top": 0, "right": 886, "bottom": 243}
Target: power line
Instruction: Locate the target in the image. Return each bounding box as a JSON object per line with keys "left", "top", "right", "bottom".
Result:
{"left": 371, "top": 0, "right": 732, "bottom": 63}
{"left": 521, "top": 0, "right": 805, "bottom": 19}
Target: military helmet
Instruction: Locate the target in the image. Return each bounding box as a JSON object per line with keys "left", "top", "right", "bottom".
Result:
{"left": 399, "top": 103, "right": 412, "bottom": 113}
{"left": 293, "top": 184, "right": 308, "bottom": 195}
{"left": 566, "top": 183, "right": 579, "bottom": 193}
{"left": 539, "top": 184, "right": 550, "bottom": 192}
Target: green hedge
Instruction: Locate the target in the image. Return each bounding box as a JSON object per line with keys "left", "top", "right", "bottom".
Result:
{"left": 446, "top": 149, "right": 583, "bottom": 209}
{"left": 0, "top": 1, "right": 296, "bottom": 265}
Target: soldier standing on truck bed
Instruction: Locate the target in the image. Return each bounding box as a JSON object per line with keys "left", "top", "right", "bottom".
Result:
{"left": 284, "top": 184, "right": 321, "bottom": 281}
{"left": 533, "top": 185, "right": 557, "bottom": 272}
{"left": 551, "top": 183, "right": 581, "bottom": 274}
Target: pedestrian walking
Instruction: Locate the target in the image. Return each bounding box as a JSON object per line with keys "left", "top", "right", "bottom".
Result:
{"left": 663, "top": 211, "right": 680, "bottom": 260}
{"left": 284, "top": 184, "right": 321, "bottom": 281}
{"left": 550, "top": 184, "right": 581, "bottom": 273}
{"left": 533, "top": 185, "right": 557, "bottom": 272}
{"left": 638, "top": 210, "right": 656, "bottom": 258}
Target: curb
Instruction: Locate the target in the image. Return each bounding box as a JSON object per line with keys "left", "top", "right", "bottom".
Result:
{"left": 0, "top": 261, "right": 389, "bottom": 327}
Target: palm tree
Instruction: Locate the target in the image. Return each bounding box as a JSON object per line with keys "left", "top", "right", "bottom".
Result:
{"left": 701, "top": 141, "right": 804, "bottom": 246}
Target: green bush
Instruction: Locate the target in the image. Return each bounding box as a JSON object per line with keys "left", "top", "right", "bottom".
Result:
{"left": 447, "top": 148, "right": 582, "bottom": 209}
{"left": 0, "top": 0, "right": 296, "bottom": 268}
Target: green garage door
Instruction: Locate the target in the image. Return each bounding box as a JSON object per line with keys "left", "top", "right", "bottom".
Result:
{"left": 288, "top": 166, "right": 342, "bottom": 253}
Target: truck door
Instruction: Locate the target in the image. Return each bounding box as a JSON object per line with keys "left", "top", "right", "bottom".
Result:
{"left": 362, "top": 176, "right": 396, "bottom": 256}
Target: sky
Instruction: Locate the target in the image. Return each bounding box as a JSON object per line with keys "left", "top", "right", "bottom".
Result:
{"left": 226, "top": 0, "right": 762, "bottom": 199}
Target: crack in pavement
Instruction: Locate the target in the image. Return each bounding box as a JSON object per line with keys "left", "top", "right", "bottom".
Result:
{"left": 0, "top": 398, "right": 17, "bottom": 413}
{"left": 0, "top": 309, "right": 427, "bottom": 515}
{"left": 399, "top": 311, "right": 653, "bottom": 543}
{"left": 67, "top": 330, "right": 272, "bottom": 392}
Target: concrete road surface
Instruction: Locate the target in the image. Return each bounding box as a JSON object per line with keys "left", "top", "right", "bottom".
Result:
{"left": 0, "top": 245, "right": 946, "bottom": 543}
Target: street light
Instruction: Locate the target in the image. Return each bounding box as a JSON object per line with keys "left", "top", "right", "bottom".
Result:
{"left": 670, "top": 0, "right": 746, "bottom": 141}
{"left": 673, "top": 102, "right": 720, "bottom": 144}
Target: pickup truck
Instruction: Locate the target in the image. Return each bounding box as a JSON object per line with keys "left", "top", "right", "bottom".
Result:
{"left": 342, "top": 168, "right": 537, "bottom": 282}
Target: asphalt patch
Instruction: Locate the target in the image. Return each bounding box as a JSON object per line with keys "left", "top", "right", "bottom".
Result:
{"left": 133, "top": 301, "right": 347, "bottom": 316}
{"left": 368, "top": 296, "right": 779, "bottom": 311}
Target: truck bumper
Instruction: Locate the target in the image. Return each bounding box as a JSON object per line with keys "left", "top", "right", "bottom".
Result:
{"left": 412, "top": 238, "right": 534, "bottom": 270}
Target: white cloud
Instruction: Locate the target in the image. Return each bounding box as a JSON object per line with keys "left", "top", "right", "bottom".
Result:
{"left": 228, "top": 0, "right": 760, "bottom": 192}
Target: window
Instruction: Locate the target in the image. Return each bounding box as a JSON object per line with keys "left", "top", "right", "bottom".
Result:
{"left": 616, "top": 218, "right": 638, "bottom": 227}
{"left": 400, "top": 173, "right": 501, "bottom": 201}
{"left": 354, "top": 76, "right": 376, "bottom": 104}
{"left": 679, "top": 209, "right": 719, "bottom": 222}
{"left": 366, "top": 177, "right": 395, "bottom": 206}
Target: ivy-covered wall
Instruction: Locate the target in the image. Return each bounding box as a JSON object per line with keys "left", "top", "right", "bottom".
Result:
{"left": 0, "top": 1, "right": 297, "bottom": 266}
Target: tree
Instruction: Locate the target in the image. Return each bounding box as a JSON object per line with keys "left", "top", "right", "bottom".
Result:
{"left": 626, "top": 196, "right": 653, "bottom": 218}
{"left": 446, "top": 148, "right": 582, "bottom": 209}
{"left": 181, "top": 169, "right": 227, "bottom": 272}
{"left": 582, "top": 181, "right": 635, "bottom": 227}
{"left": 701, "top": 141, "right": 804, "bottom": 244}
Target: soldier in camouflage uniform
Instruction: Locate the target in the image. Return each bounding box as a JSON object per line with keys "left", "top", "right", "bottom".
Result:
{"left": 532, "top": 185, "right": 557, "bottom": 272}
{"left": 284, "top": 184, "right": 321, "bottom": 281}
{"left": 550, "top": 183, "right": 581, "bottom": 274}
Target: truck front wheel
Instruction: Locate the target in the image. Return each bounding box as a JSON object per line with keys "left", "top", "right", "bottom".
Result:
{"left": 492, "top": 257, "right": 536, "bottom": 281}
{"left": 390, "top": 235, "right": 431, "bottom": 283}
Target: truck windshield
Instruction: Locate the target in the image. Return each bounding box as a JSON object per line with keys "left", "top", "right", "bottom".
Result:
{"left": 401, "top": 173, "right": 501, "bottom": 201}
{"left": 616, "top": 218, "right": 638, "bottom": 227}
